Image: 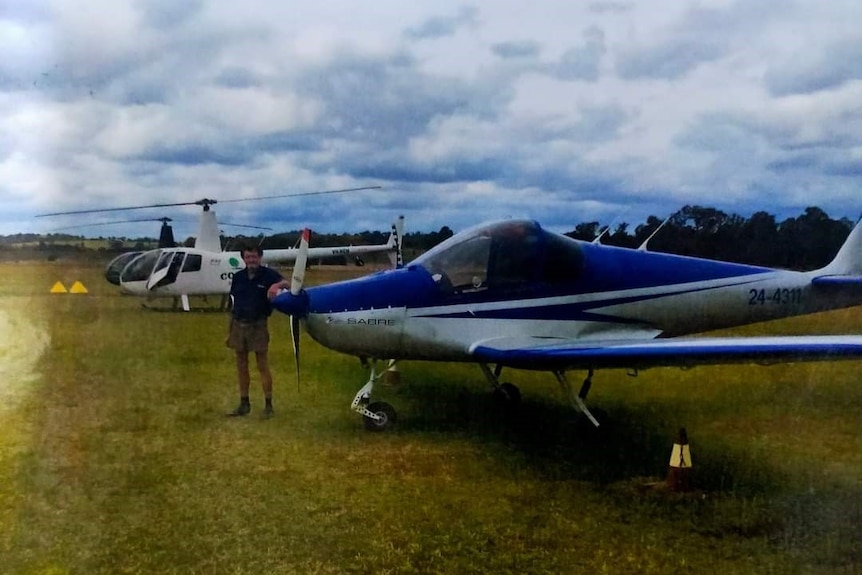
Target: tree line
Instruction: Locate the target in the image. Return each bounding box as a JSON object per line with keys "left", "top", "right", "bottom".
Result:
{"left": 259, "top": 205, "right": 854, "bottom": 270}
{"left": 564, "top": 205, "right": 854, "bottom": 271}
{"left": 3, "top": 205, "right": 856, "bottom": 270}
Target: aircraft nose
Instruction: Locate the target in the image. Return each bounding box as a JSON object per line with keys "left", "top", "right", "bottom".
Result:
{"left": 272, "top": 291, "right": 309, "bottom": 317}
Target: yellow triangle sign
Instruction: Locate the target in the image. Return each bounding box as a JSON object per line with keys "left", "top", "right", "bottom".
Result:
{"left": 69, "top": 281, "right": 89, "bottom": 294}
{"left": 50, "top": 281, "right": 68, "bottom": 294}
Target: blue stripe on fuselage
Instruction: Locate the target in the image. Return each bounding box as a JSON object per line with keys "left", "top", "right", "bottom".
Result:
{"left": 301, "top": 245, "right": 773, "bottom": 317}
{"left": 305, "top": 266, "right": 440, "bottom": 314}
{"left": 414, "top": 280, "right": 762, "bottom": 322}
{"left": 576, "top": 242, "right": 772, "bottom": 293}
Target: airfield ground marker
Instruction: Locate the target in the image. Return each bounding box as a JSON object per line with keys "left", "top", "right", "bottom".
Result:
{"left": 667, "top": 427, "right": 692, "bottom": 492}
{"left": 50, "top": 281, "right": 89, "bottom": 294}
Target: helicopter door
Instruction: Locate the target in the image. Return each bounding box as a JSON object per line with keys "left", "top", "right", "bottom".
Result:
{"left": 147, "top": 251, "right": 186, "bottom": 290}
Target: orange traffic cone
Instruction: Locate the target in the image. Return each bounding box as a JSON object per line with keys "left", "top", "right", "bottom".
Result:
{"left": 667, "top": 427, "right": 692, "bottom": 492}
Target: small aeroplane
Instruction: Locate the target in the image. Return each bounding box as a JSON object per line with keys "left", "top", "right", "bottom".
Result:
{"left": 273, "top": 216, "right": 862, "bottom": 431}
{"left": 37, "top": 187, "right": 404, "bottom": 311}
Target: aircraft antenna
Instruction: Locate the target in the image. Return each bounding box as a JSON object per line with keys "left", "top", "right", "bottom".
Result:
{"left": 638, "top": 213, "right": 674, "bottom": 251}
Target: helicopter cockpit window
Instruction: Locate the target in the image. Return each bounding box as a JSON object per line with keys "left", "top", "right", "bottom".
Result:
{"left": 104, "top": 251, "right": 142, "bottom": 286}
{"left": 153, "top": 251, "right": 186, "bottom": 288}
{"left": 120, "top": 250, "right": 162, "bottom": 283}
{"left": 153, "top": 251, "right": 173, "bottom": 274}
{"left": 181, "top": 253, "right": 202, "bottom": 272}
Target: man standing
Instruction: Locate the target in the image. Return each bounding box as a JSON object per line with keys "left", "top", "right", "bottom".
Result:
{"left": 226, "top": 243, "right": 290, "bottom": 417}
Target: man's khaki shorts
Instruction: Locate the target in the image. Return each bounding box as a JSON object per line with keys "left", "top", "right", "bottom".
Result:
{"left": 226, "top": 319, "right": 270, "bottom": 353}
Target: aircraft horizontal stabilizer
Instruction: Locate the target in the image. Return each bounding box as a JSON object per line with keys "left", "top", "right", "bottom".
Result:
{"left": 470, "top": 335, "right": 862, "bottom": 371}
{"left": 811, "top": 275, "right": 862, "bottom": 288}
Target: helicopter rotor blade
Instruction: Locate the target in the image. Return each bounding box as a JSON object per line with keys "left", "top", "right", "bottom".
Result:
{"left": 36, "top": 201, "right": 206, "bottom": 217}
{"left": 218, "top": 222, "right": 274, "bottom": 231}
{"left": 49, "top": 217, "right": 175, "bottom": 231}
{"left": 218, "top": 185, "right": 381, "bottom": 205}
{"left": 35, "top": 186, "right": 381, "bottom": 218}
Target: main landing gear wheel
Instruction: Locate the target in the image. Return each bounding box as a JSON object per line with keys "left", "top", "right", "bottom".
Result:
{"left": 494, "top": 382, "right": 522, "bottom": 405}
{"left": 363, "top": 401, "right": 397, "bottom": 432}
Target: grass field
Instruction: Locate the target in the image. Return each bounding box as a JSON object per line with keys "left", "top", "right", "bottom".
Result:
{"left": 1, "top": 260, "right": 860, "bottom": 574}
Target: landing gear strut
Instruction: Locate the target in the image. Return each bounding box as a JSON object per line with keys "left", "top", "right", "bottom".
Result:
{"left": 554, "top": 369, "right": 601, "bottom": 427}
{"left": 351, "top": 359, "right": 397, "bottom": 431}
{"left": 479, "top": 363, "right": 522, "bottom": 404}
{"left": 481, "top": 364, "right": 601, "bottom": 426}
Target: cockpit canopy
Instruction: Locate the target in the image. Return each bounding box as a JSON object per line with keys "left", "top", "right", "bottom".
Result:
{"left": 104, "top": 251, "right": 142, "bottom": 285}
{"left": 412, "top": 220, "right": 583, "bottom": 295}
{"left": 117, "top": 248, "right": 203, "bottom": 286}
{"left": 120, "top": 250, "right": 163, "bottom": 283}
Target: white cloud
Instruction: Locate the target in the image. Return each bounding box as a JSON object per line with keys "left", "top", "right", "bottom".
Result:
{"left": 2, "top": 0, "right": 861, "bottom": 237}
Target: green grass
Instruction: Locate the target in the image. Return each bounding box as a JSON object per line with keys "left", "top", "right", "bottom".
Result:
{"left": 1, "top": 260, "right": 861, "bottom": 574}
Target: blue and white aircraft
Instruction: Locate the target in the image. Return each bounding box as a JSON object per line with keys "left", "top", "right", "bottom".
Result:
{"left": 273, "top": 217, "right": 862, "bottom": 431}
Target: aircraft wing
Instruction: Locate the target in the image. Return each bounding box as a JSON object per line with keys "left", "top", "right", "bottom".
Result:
{"left": 470, "top": 335, "right": 862, "bottom": 371}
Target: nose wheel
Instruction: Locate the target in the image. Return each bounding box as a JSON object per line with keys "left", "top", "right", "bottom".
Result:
{"left": 363, "top": 401, "right": 397, "bottom": 432}
{"left": 352, "top": 360, "right": 399, "bottom": 431}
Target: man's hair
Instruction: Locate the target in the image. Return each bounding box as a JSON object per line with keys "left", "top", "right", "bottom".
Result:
{"left": 239, "top": 242, "right": 263, "bottom": 257}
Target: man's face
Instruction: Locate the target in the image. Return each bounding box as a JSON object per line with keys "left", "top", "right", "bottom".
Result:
{"left": 242, "top": 249, "right": 261, "bottom": 271}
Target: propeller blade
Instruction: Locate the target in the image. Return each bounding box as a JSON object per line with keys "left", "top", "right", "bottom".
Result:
{"left": 291, "top": 228, "right": 310, "bottom": 295}
{"left": 290, "top": 314, "right": 301, "bottom": 392}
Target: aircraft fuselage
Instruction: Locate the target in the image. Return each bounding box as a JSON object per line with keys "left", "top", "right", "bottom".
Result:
{"left": 291, "top": 221, "right": 862, "bottom": 363}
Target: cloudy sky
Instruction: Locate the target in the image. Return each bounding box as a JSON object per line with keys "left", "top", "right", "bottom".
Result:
{"left": 3, "top": 0, "right": 861, "bottom": 239}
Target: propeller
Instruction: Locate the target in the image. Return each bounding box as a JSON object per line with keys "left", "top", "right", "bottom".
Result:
{"left": 291, "top": 229, "right": 310, "bottom": 295}
{"left": 34, "top": 186, "right": 382, "bottom": 217}
{"left": 287, "top": 229, "right": 311, "bottom": 391}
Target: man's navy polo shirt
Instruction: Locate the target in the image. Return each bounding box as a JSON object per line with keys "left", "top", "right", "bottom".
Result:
{"left": 230, "top": 266, "right": 283, "bottom": 321}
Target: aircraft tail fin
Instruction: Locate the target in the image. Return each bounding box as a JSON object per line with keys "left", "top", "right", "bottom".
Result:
{"left": 387, "top": 215, "right": 405, "bottom": 269}
{"left": 818, "top": 217, "right": 862, "bottom": 276}
{"left": 194, "top": 209, "right": 222, "bottom": 253}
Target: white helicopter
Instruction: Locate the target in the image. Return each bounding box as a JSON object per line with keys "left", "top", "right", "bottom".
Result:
{"left": 39, "top": 187, "right": 404, "bottom": 311}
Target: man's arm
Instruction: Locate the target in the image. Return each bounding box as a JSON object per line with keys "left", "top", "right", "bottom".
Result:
{"left": 267, "top": 270, "right": 290, "bottom": 300}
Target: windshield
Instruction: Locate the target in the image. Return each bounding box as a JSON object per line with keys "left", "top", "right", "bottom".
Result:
{"left": 414, "top": 220, "right": 585, "bottom": 294}
{"left": 414, "top": 220, "right": 543, "bottom": 293}
{"left": 120, "top": 250, "right": 162, "bottom": 283}
{"left": 104, "top": 251, "right": 142, "bottom": 285}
